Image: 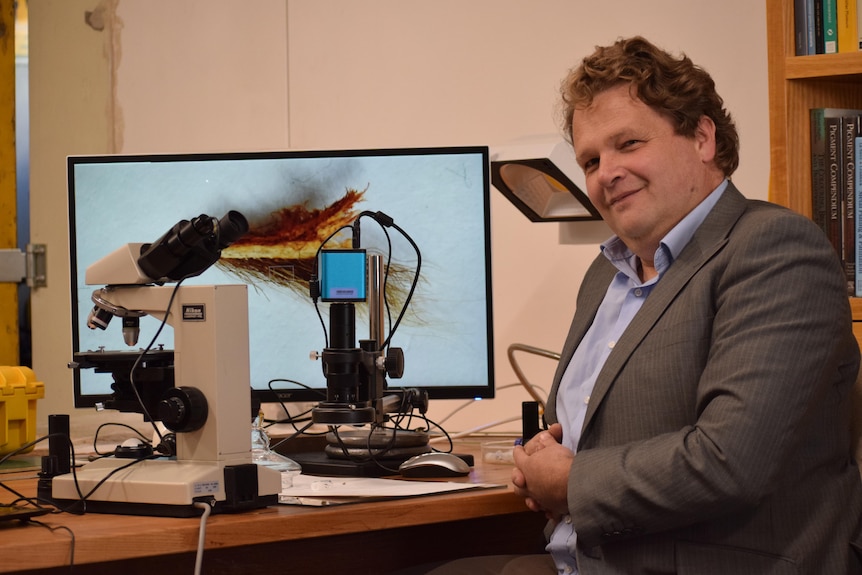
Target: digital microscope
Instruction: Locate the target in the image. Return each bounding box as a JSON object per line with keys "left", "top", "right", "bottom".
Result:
{"left": 292, "top": 213, "right": 434, "bottom": 475}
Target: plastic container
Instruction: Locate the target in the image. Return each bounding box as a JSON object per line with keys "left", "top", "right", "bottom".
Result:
{"left": 481, "top": 439, "right": 516, "bottom": 465}
{"left": 251, "top": 415, "right": 301, "bottom": 489}
{"left": 0, "top": 366, "right": 45, "bottom": 456}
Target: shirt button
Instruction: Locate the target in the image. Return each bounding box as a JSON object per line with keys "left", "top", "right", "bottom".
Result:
{"left": 564, "top": 566, "right": 574, "bottom": 574}
{"left": 608, "top": 340, "right": 615, "bottom": 349}
{"left": 634, "top": 288, "right": 643, "bottom": 297}
{"left": 565, "top": 515, "right": 573, "bottom": 524}
{"left": 583, "top": 396, "right": 590, "bottom": 405}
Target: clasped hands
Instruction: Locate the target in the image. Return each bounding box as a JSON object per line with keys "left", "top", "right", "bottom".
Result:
{"left": 511, "top": 422, "right": 574, "bottom": 521}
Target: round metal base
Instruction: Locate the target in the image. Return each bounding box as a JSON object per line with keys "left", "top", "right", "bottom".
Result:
{"left": 324, "top": 428, "right": 431, "bottom": 460}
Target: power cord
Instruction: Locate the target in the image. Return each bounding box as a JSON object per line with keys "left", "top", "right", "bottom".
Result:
{"left": 193, "top": 500, "right": 213, "bottom": 575}
{"left": 432, "top": 342, "right": 558, "bottom": 434}
{"left": 0, "top": 433, "right": 78, "bottom": 568}
{"left": 127, "top": 278, "right": 187, "bottom": 450}
{"left": 91, "top": 422, "right": 153, "bottom": 458}
{"left": 428, "top": 416, "right": 523, "bottom": 444}
{"left": 506, "top": 343, "right": 560, "bottom": 410}
{"left": 309, "top": 211, "right": 421, "bottom": 353}
{"left": 434, "top": 382, "right": 547, "bottom": 428}
{"left": 31, "top": 519, "right": 76, "bottom": 568}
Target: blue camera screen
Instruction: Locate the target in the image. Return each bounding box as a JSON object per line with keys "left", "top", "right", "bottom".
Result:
{"left": 320, "top": 250, "right": 367, "bottom": 301}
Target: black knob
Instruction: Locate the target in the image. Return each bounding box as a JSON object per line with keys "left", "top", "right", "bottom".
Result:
{"left": 158, "top": 386, "right": 208, "bottom": 432}
{"left": 385, "top": 347, "right": 405, "bottom": 379}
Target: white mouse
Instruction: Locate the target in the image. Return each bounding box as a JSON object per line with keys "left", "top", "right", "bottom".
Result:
{"left": 398, "top": 451, "right": 471, "bottom": 478}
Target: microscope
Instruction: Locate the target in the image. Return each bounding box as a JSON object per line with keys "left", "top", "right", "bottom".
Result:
{"left": 291, "top": 213, "right": 432, "bottom": 475}
{"left": 51, "top": 211, "right": 282, "bottom": 517}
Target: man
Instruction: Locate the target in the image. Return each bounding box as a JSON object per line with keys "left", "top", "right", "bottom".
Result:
{"left": 509, "top": 36, "right": 862, "bottom": 574}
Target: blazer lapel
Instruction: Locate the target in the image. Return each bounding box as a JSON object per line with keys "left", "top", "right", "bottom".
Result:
{"left": 577, "top": 184, "right": 748, "bottom": 442}
{"left": 546, "top": 257, "right": 615, "bottom": 423}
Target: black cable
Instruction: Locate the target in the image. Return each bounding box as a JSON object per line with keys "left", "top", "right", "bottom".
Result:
{"left": 365, "top": 422, "right": 404, "bottom": 475}
{"left": 373, "top": 216, "right": 421, "bottom": 350}
{"left": 311, "top": 223, "right": 355, "bottom": 348}
{"left": 0, "top": 423, "right": 159, "bottom": 516}
{"left": 92, "top": 422, "right": 152, "bottom": 457}
{"left": 312, "top": 298, "right": 328, "bottom": 349}
{"left": 313, "top": 211, "right": 422, "bottom": 352}
{"left": 322, "top": 389, "right": 447, "bottom": 472}
{"left": 375, "top": 224, "right": 395, "bottom": 351}
{"left": 269, "top": 419, "right": 318, "bottom": 452}
{"left": 300, "top": 210, "right": 433, "bottom": 463}
{"left": 0, "top": 482, "right": 31, "bottom": 505}
{"left": 57, "top": 455, "right": 159, "bottom": 515}
{"left": 31, "top": 520, "right": 76, "bottom": 568}
{"left": 125, "top": 214, "right": 224, "bottom": 445}
{"left": 0, "top": 432, "right": 81, "bottom": 511}
{"left": 265, "top": 379, "right": 327, "bottom": 436}
{"left": 127, "top": 278, "right": 186, "bottom": 444}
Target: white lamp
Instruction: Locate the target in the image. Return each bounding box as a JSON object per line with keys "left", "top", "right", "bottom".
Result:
{"left": 491, "top": 138, "right": 600, "bottom": 222}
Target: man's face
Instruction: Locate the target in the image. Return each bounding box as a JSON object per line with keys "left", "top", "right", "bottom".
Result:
{"left": 571, "top": 83, "right": 720, "bottom": 258}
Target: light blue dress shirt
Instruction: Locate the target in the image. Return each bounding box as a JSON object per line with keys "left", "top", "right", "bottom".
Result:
{"left": 546, "top": 180, "right": 728, "bottom": 575}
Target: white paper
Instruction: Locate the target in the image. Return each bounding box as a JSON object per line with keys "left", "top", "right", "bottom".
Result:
{"left": 278, "top": 473, "right": 502, "bottom": 506}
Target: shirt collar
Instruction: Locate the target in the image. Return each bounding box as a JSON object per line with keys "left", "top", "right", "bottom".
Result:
{"left": 601, "top": 179, "right": 729, "bottom": 280}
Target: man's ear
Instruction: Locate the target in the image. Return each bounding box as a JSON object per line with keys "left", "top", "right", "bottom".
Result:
{"left": 695, "top": 114, "right": 717, "bottom": 164}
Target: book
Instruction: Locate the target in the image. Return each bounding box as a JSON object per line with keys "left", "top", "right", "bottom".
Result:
{"left": 809, "top": 0, "right": 819, "bottom": 53}
{"left": 826, "top": 113, "right": 842, "bottom": 256}
{"left": 859, "top": 0, "right": 862, "bottom": 49}
{"left": 815, "top": 0, "right": 826, "bottom": 53}
{"left": 823, "top": 0, "right": 839, "bottom": 53}
{"left": 855, "top": 135, "right": 862, "bottom": 296}
{"left": 810, "top": 109, "right": 862, "bottom": 262}
{"left": 797, "top": 0, "right": 814, "bottom": 54}
{"left": 811, "top": 108, "right": 830, "bottom": 235}
{"left": 837, "top": 0, "right": 859, "bottom": 52}
{"left": 842, "top": 113, "right": 860, "bottom": 294}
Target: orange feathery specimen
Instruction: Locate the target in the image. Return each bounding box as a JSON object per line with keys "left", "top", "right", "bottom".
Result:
{"left": 216, "top": 187, "right": 420, "bottom": 323}
{"left": 216, "top": 188, "right": 365, "bottom": 294}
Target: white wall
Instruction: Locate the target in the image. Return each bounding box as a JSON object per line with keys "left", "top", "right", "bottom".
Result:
{"left": 29, "top": 0, "right": 769, "bottom": 437}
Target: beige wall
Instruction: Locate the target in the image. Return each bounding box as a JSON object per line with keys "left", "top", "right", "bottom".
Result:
{"left": 29, "top": 0, "right": 769, "bottom": 436}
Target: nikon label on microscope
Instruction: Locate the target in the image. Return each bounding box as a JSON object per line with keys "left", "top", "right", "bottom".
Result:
{"left": 182, "top": 304, "right": 206, "bottom": 321}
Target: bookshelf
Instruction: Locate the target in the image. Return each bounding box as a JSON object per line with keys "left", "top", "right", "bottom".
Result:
{"left": 765, "top": 0, "right": 862, "bottom": 326}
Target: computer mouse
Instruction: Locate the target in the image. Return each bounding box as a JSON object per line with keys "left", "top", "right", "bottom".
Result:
{"left": 398, "top": 451, "right": 471, "bottom": 478}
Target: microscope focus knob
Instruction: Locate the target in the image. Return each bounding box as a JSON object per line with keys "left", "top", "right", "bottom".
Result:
{"left": 385, "top": 347, "right": 405, "bottom": 379}
{"left": 158, "top": 386, "right": 208, "bottom": 433}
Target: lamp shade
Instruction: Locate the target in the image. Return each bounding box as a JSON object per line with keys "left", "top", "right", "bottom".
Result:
{"left": 491, "top": 139, "right": 600, "bottom": 222}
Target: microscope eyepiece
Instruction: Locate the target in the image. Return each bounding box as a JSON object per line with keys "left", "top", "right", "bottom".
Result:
{"left": 216, "top": 210, "right": 249, "bottom": 249}
{"left": 137, "top": 211, "right": 249, "bottom": 282}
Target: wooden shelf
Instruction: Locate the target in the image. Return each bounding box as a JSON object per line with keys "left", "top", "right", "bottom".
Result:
{"left": 766, "top": 0, "right": 862, "bottom": 326}
{"left": 785, "top": 52, "right": 862, "bottom": 79}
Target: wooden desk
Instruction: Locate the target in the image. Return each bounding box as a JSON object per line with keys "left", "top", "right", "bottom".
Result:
{"left": 0, "top": 439, "right": 547, "bottom": 574}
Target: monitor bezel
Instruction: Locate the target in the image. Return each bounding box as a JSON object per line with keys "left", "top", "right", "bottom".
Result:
{"left": 67, "top": 146, "right": 495, "bottom": 408}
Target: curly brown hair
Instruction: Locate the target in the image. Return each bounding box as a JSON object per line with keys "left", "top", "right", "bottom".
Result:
{"left": 559, "top": 36, "right": 739, "bottom": 177}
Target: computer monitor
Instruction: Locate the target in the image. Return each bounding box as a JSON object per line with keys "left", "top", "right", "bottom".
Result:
{"left": 67, "top": 147, "right": 494, "bottom": 414}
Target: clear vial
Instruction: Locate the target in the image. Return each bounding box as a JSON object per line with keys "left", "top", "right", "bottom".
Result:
{"left": 251, "top": 414, "right": 302, "bottom": 489}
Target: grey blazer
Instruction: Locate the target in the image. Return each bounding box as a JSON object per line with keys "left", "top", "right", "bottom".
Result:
{"left": 545, "top": 183, "right": 862, "bottom": 574}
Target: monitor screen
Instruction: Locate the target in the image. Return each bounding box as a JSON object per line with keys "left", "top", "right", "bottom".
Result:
{"left": 67, "top": 147, "right": 494, "bottom": 411}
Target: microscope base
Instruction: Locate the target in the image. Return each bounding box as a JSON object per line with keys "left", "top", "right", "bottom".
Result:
{"left": 289, "top": 449, "right": 411, "bottom": 477}
{"left": 50, "top": 457, "right": 281, "bottom": 517}
{"left": 291, "top": 449, "right": 475, "bottom": 477}
{"left": 289, "top": 429, "right": 474, "bottom": 477}
{"left": 290, "top": 428, "right": 429, "bottom": 476}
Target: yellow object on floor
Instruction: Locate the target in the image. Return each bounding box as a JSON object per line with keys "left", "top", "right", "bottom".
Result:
{"left": 0, "top": 366, "right": 45, "bottom": 456}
